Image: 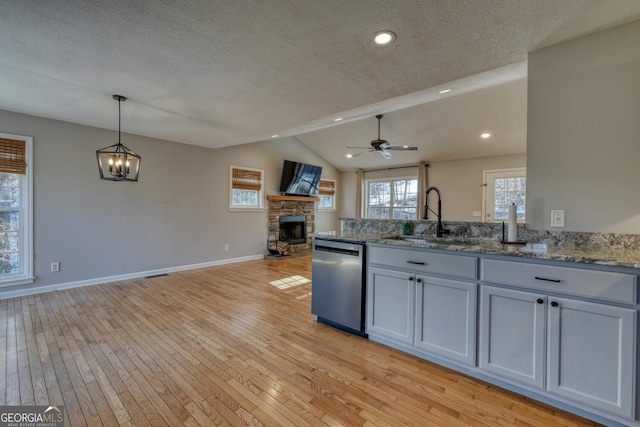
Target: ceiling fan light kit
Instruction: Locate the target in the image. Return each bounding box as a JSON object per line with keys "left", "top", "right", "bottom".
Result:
{"left": 346, "top": 114, "right": 418, "bottom": 159}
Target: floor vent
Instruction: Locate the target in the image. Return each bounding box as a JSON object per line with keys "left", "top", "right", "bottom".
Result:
{"left": 145, "top": 273, "right": 169, "bottom": 279}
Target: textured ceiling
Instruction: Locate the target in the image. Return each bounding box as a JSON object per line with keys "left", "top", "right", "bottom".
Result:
{"left": 1, "top": 0, "right": 640, "bottom": 170}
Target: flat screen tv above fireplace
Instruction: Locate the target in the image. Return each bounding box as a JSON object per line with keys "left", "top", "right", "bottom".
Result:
{"left": 279, "top": 160, "right": 323, "bottom": 197}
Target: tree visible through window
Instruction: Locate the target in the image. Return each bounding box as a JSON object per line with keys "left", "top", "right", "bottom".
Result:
{"left": 494, "top": 176, "right": 526, "bottom": 220}
{"left": 0, "top": 133, "right": 32, "bottom": 286}
{"left": 367, "top": 178, "right": 417, "bottom": 219}
{"left": 0, "top": 173, "right": 21, "bottom": 273}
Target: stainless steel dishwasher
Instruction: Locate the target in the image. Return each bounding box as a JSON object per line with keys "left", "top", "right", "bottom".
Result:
{"left": 311, "top": 238, "right": 366, "bottom": 336}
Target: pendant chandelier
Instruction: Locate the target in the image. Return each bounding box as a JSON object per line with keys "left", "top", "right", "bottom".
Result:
{"left": 96, "top": 95, "right": 141, "bottom": 181}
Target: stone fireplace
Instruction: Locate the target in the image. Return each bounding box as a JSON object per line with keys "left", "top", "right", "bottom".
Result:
{"left": 267, "top": 195, "right": 317, "bottom": 252}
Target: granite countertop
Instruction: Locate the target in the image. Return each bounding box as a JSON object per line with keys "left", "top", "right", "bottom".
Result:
{"left": 312, "top": 231, "right": 640, "bottom": 269}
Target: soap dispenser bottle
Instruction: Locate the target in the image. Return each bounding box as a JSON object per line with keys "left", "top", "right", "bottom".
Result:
{"left": 402, "top": 221, "right": 412, "bottom": 236}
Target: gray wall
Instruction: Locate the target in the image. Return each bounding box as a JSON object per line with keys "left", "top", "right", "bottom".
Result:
{"left": 0, "top": 109, "right": 339, "bottom": 295}
{"left": 527, "top": 19, "right": 640, "bottom": 232}
{"left": 429, "top": 154, "right": 526, "bottom": 222}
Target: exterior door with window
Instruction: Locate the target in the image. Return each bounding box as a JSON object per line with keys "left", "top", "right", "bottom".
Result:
{"left": 483, "top": 168, "right": 526, "bottom": 223}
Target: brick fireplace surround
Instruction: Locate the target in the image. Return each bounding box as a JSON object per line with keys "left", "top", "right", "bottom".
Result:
{"left": 267, "top": 195, "right": 318, "bottom": 252}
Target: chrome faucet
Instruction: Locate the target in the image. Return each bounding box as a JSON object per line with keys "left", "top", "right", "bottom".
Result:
{"left": 423, "top": 186, "right": 450, "bottom": 238}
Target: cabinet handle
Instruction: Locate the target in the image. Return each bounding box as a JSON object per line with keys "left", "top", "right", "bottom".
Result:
{"left": 406, "top": 260, "right": 426, "bottom": 265}
{"left": 416, "top": 278, "right": 422, "bottom": 283}
{"left": 534, "top": 276, "right": 561, "bottom": 283}
{"left": 408, "top": 277, "right": 414, "bottom": 281}
{"left": 550, "top": 301, "right": 559, "bottom": 307}
{"left": 536, "top": 298, "right": 544, "bottom": 304}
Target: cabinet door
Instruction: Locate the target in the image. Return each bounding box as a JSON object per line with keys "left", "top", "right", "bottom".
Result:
{"left": 547, "top": 297, "right": 636, "bottom": 419}
{"left": 367, "top": 267, "right": 415, "bottom": 344}
{"left": 479, "top": 286, "right": 546, "bottom": 388}
{"left": 415, "top": 276, "right": 477, "bottom": 365}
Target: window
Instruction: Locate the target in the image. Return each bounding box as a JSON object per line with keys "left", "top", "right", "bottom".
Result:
{"left": 0, "top": 133, "right": 33, "bottom": 287}
{"left": 483, "top": 168, "right": 526, "bottom": 222}
{"left": 229, "top": 165, "right": 264, "bottom": 210}
{"left": 366, "top": 177, "right": 418, "bottom": 219}
{"left": 318, "top": 179, "right": 336, "bottom": 210}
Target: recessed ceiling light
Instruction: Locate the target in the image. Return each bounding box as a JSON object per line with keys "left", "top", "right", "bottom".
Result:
{"left": 271, "top": 134, "right": 279, "bottom": 138}
{"left": 439, "top": 89, "right": 451, "bottom": 94}
{"left": 481, "top": 133, "right": 491, "bottom": 139}
{"left": 334, "top": 117, "right": 343, "bottom": 122}
{"left": 346, "top": 154, "right": 353, "bottom": 158}
{"left": 373, "top": 31, "right": 396, "bottom": 45}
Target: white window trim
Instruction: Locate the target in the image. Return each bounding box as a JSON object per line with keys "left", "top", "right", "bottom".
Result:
{"left": 317, "top": 178, "right": 336, "bottom": 211}
{"left": 0, "top": 132, "right": 34, "bottom": 287}
{"left": 229, "top": 165, "right": 264, "bottom": 211}
{"left": 365, "top": 176, "right": 419, "bottom": 219}
{"left": 482, "top": 167, "right": 526, "bottom": 223}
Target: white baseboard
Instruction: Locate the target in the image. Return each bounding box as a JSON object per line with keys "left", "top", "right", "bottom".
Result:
{"left": 0, "top": 254, "right": 264, "bottom": 300}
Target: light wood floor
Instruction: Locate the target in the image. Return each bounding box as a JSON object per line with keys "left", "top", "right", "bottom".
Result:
{"left": 0, "top": 255, "right": 602, "bottom": 426}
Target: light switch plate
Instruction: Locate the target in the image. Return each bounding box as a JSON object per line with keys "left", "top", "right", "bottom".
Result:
{"left": 472, "top": 211, "right": 481, "bottom": 217}
{"left": 551, "top": 210, "right": 565, "bottom": 228}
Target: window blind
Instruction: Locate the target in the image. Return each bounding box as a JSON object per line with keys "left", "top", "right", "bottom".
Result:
{"left": 319, "top": 179, "right": 336, "bottom": 196}
{"left": 0, "top": 138, "right": 27, "bottom": 175}
{"left": 232, "top": 168, "right": 262, "bottom": 191}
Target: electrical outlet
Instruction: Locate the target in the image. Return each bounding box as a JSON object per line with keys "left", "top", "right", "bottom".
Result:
{"left": 472, "top": 211, "right": 481, "bottom": 217}
{"left": 224, "top": 244, "right": 230, "bottom": 252}
{"left": 51, "top": 262, "right": 60, "bottom": 272}
{"left": 551, "top": 210, "right": 566, "bottom": 228}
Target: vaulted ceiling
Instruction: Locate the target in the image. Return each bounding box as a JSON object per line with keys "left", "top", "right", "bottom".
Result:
{"left": 2, "top": 0, "right": 640, "bottom": 170}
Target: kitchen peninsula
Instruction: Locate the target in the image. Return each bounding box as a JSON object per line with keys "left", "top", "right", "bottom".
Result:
{"left": 313, "top": 219, "right": 640, "bottom": 427}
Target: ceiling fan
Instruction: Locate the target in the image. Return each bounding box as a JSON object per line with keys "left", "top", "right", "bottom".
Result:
{"left": 347, "top": 114, "right": 418, "bottom": 159}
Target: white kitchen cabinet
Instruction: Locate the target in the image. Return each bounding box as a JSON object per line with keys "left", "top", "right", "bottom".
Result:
{"left": 369, "top": 245, "right": 477, "bottom": 280}
{"left": 415, "top": 276, "right": 477, "bottom": 365}
{"left": 481, "top": 258, "right": 636, "bottom": 304}
{"left": 367, "top": 245, "right": 477, "bottom": 353}
{"left": 547, "top": 297, "right": 636, "bottom": 419}
{"left": 479, "top": 286, "right": 546, "bottom": 388}
{"left": 480, "top": 285, "right": 636, "bottom": 419}
{"left": 366, "top": 243, "right": 639, "bottom": 425}
{"left": 367, "top": 266, "right": 415, "bottom": 345}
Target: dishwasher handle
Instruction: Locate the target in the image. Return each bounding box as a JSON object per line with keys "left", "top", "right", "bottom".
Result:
{"left": 314, "top": 244, "right": 361, "bottom": 257}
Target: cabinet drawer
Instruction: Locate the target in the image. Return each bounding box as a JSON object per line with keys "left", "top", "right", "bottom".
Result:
{"left": 369, "top": 246, "right": 477, "bottom": 280}
{"left": 481, "top": 259, "right": 636, "bottom": 304}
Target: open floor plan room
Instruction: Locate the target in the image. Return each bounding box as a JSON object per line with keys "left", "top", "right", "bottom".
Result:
{"left": 0, "top": 255, "right": 600, "bottom": 426}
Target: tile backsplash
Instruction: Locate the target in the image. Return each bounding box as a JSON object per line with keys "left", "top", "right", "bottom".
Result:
{"left": 340, "top": 218, "right": 640, "bottom": 248}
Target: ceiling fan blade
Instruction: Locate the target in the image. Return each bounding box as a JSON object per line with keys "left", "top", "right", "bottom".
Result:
{"left": 379, "top": 150, "right": 392, "bottom": 159}
{"left": 387, "top": 146, "right": 418, "bottom": 151}
{"left": 350, "top": 150, "right": 372, "bottom": 157}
